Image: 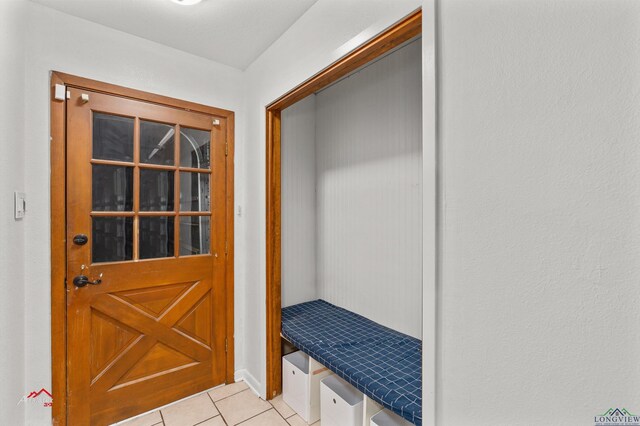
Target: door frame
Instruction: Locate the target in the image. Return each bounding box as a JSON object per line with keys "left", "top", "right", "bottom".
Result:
{"left": 50, "top": 72, "right": 235, "bottom": 425}
{"left": 264, "top": 9, "right": 422, "bottom": 400}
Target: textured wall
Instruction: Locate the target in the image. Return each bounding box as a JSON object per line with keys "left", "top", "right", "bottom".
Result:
{"left": 0, "top": 1, "right": 26, "bottom": 424}
{"left": 436, "top": 0, "right": 640, "bottom": 424}
{"left": 281, "top": 95, "right": 318, "bottom": 307}
{"left": 315, "top": 39, "right": 423, "bottom": 338}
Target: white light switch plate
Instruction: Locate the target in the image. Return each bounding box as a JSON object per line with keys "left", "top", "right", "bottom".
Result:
{"left": 14, "top": 192, "right": 26, "bottom": 219}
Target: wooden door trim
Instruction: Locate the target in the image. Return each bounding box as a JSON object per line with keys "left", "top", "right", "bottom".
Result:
{"left": 50, "top": 72, "right": 235, "bottom": 425}
{"left": 265, "top": 9, "right": 422, "bottom": 399}
{"left": 50, "top": 72, "right": 67, "bottom": 426}
{"left": 52, "top": 72, "right": 233, "bottom": 119}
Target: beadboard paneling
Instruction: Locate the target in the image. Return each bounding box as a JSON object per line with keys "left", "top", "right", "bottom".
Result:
{"left": 281, "top": 39, "right": 422, "bottom": 337}
{"left": 315, "top": 39, "right": 422, "bottom": 338}
{"left": 281, "top": 95, "right": 318, "bottom": 307}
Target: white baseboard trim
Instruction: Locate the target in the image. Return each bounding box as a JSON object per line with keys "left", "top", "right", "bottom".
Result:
{"left": 234, "top": 369, "right": 263, "bottom": 399}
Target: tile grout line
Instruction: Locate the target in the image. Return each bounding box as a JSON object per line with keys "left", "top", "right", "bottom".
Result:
{"left": 233, "top": 407, "right": 274, "bottom": 425}
{"left": 120, "top": 382, "right": 246, "bottom": 425}
{"left": 207, "top": 391, "right": 229, "bottom": 425}
{"left": 215, "top": 386, "right": 293, "bottom": 425}
{"left": 192, "top": 414, "right": 223, "bottom": 426}
{"left": 212, "top": 389, "right": 256, "bottom": 425}
{"left": 271, "top": 405, "right": 290, "bottom": 425}
{"left": 268, "top": 396, "right": 298, "bottom": 423}
{"left": 210, "top": 385, "right": 251, "bottom": 404}
{"left": 152, "top": 383, "right": 276, "bottom": 426}
{"left": 122, "top": 384, "right": 229, "bottom": 425}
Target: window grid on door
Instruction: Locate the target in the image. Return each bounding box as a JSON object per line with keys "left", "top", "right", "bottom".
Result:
{"left": 90, "top": 112, "right": 212, "bottom": 263}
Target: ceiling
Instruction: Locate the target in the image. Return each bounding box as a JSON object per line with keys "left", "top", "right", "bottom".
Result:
{"left": 30, "top": 0, "right": 319, "bottom": 70}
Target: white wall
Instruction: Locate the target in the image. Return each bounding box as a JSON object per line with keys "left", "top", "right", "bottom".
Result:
{"left": 10, "top": 1, "right": 636, "bottom": 424}
{"left": 315, "top": 39, "right": 422, "bottom": 338}
{"left": 281, "top": 95, "right": 318, "bottom": 307}
{"left": 21, "top": 3, "right": 245, "bottom": 425}
{"left": 434, "top": 0, "right": 640, "bottom": 424}
{"left": 243, "top": 0, "right": 422, "bottom": 397}
{"left": 0, "top": 1, "right": 27, "bottom": 424}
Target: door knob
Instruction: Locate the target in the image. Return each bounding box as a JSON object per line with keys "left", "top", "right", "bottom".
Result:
{"left": 73, "top": 234, "right": 88, "bottom": 245}
{"left": 73, "top": 274, "right": 102, "bottom": 288}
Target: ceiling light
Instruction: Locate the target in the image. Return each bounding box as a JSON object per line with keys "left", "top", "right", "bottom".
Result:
{"left": 170, "top": 0, "right": 202, "bottom": 5}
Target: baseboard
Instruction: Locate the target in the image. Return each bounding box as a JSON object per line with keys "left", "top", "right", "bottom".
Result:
{"left": 234, "top": 369, "right": 263, "bottom": 399}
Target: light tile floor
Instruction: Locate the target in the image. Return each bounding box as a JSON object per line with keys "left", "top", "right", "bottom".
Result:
{"left": 116, "top": 381, "right": 321, "bottom": 426}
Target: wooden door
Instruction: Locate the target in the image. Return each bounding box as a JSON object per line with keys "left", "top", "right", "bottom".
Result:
{"left": 66, "top": 88, "right": 227, "bottom": 425}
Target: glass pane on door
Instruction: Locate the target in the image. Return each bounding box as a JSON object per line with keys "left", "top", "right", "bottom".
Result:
{"left": 179, "top": 216, "right": 210, "bottom": 256}
{"left": 140, "top": 120, "right": 175, "bottom": 166}
{"left": 139, "top": 217, "right": 175, "bottom": 259}
{"left": 92, "top": 217, "right": 133, "bottom": 263}
{"left": 93, "top": 113, "right": 134, "bottom": 162}
{"left": 180, "top": 127, "right": 210, "bottom": 169}
{"left": 92, "top": 165, "right": 133, "bottom": 211}
{"left": 179, "top": 172, "right": 210, "bottom": 211}
{"left": 140, "top": 170, "right": 174, "bottom": 211}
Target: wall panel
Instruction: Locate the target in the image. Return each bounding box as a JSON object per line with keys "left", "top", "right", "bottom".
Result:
{"left": 0, "top": 1, "right": 26, "bottom": 424}
{"left": 436, "top": 1, "right": 640, "bottom": 424}
{"left": 315, "top": 39, "right": 422, "bottom": 338}
{"left": 281, "top": 96, "right": 318, "bottom": 307}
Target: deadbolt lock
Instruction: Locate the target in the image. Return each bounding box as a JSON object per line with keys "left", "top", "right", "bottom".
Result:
{"left": 73, "top": 234, "right": 88, "bottom": 245}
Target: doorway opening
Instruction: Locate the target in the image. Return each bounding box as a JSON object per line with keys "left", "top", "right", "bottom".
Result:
{"left": 265, "top": 9, "right": 423, "bottom": 400}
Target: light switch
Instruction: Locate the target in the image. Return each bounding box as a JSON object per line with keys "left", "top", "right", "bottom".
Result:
{"left": 14, "top": 192, "right": 26, "bottom": 219}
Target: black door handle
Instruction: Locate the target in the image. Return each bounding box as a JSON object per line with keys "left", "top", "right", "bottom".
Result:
{"left": 73, "top": 234, "right": 88, "bottom": 245}
{"left": 73, "top": 275, "right": 102, "bottom": 287}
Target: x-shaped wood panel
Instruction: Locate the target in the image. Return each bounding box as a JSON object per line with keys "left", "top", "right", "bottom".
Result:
{"left": 90, "top": 280, "right": 212, "bottom": 393}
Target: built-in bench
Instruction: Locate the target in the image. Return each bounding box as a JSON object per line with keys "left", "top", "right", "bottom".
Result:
{"left": 281, "top": 299, "right": 422, "bottom": 425}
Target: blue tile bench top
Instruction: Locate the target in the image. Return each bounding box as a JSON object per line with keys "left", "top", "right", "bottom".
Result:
{"left": 281, "top": 299, "right": 422, "bottom": 425}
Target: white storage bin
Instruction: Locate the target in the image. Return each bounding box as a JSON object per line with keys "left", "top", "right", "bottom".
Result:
{"left": 363, "top": 395, "right": 384, "bottom": 424}
{"left": 371, "top": 409, "right": 413, "bottom": 426}
{"left": 320, "top": 375, "right": 363, "bottom": 426}
{"left": 283, "top": 352, "right": 309, "bottom": 420}
{"left": 282, "top": 351, "right": 332, "bottom": 424}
